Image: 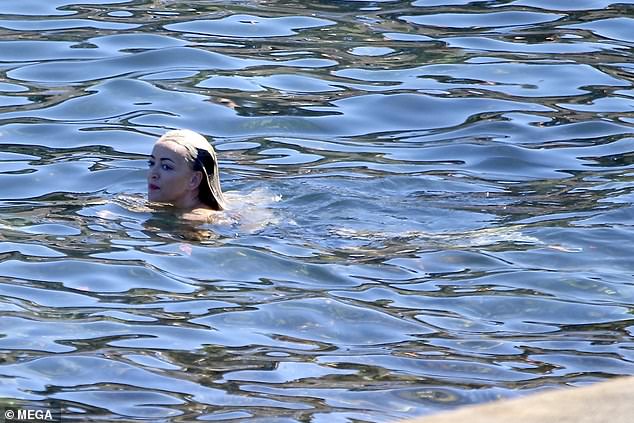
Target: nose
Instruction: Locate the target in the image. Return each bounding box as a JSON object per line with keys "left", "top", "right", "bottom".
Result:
{"left": 148, "top": 166, "right": 159, "bottom": 181}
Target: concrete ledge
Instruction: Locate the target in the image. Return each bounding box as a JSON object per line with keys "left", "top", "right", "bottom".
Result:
{"left": 399, "top": 377, "right": 634, "bottom": 423}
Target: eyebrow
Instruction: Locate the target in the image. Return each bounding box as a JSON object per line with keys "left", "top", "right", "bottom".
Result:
{"left": 149, "top": 155, "right": 176, "bottom": 163}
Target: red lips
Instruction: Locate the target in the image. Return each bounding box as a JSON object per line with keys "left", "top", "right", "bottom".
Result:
{"left": 148, "top": 183, "right": 160, "bottom": 191}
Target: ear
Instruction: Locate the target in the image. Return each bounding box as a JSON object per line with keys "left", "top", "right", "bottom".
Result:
{"left": 189, "top": 171, "right": 203, "bottom": 190}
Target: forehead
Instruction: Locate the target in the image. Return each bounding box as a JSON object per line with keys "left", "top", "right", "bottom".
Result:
{"left": 151, "top": 140, "right": 189, "bottom": 160}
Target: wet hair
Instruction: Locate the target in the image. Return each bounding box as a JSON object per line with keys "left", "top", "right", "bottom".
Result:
{"left": 157, "top": 129, "right": 226, "bottom": 211}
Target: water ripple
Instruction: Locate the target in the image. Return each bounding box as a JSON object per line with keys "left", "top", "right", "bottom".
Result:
{"left": 0, "top": 0, "right": 634, "bottom": 421}
{"left": 165, "top": 14, "right": 335, "bottom": 38}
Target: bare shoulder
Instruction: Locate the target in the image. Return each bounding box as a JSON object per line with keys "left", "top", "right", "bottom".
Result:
{"left": 181, "top": 207, "right": 232, "bottom": 224}
{"left": 180, "top": 208, "right": 214, "bottom": 223}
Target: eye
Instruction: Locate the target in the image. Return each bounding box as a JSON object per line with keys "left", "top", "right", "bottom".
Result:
{"left": 162, "top": 164, "right": 172, "bottom": 171}
{"left": 147, "top": 159, "right": 154, "bottom": 167}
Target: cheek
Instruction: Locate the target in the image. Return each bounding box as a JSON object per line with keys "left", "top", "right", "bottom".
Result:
{"left": 160, "top": 173, "right": 187, "bottom": 195}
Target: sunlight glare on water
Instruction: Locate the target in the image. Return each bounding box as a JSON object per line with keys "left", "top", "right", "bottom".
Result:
{"left": 0, "top": 0, "right": 633, "bottom": 421}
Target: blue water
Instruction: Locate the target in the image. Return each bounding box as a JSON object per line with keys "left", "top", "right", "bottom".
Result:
{"left": 1, "top": 0, "right": 634, "bottom": 421}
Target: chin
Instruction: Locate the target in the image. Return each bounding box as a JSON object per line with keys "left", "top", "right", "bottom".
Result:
{"left": 148, "top": 192, "right": 162, "bottom": 202}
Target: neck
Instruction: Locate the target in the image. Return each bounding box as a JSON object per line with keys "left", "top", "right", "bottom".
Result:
{"left": 173, "top": 191, "right": 203, "bottom": 210}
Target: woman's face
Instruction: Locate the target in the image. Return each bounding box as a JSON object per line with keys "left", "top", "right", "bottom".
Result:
{"left": 147, "top": 140, "right": 201, "bottom": 207}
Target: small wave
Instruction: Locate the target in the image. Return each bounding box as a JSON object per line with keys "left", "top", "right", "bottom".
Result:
{"left": 330, "top": 224, "right": 543, "bottom": 249}
{"left": 222, "top": 187, "right": 282, "bottom": 233}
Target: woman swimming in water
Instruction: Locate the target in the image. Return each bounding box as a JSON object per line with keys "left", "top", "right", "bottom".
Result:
{"left": 147, "top": 129, "right": 226, "bottom": 221}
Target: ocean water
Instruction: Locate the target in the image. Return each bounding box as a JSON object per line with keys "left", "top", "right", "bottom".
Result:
{"left": 0, "top": 0, "right": 633, "bottom": 421}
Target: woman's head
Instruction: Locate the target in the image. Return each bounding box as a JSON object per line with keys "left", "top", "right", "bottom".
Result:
{"left": 147, "top": 129, "right": 226, "bottom": 210}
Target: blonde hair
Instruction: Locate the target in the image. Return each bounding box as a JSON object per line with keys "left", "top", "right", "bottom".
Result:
{"left": 157, "top": 129, "right": 226, "bottom": 210}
